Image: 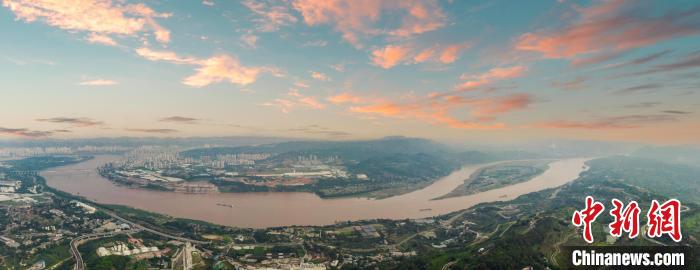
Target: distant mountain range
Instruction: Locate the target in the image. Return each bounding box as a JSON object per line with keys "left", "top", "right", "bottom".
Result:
{"left": 3, "top": 136, "right": 697, "bottom": 165}
{"left": 631, "top": 145, "right": 700, "bottom": 168}
{"left": 0, "top": 136, "right": 293, "bottom": 148}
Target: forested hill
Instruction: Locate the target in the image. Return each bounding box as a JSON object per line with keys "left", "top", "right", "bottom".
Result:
{"left": 180, "top": 137, "right": 538, "bottom": 165}
{"left": 585, "top": 156, "right": 700, "bottom": 204}
{"left": 180, "top": 137, "right": 450, "bottom": 160}
{"left": 178, "top": 137, "right": 544, "bottom": 198}
{"left": 382, "top": 155, "right": 700, "bottom": 269}
{"left": 631, "top": 145, "right": 700, "bottom": 168}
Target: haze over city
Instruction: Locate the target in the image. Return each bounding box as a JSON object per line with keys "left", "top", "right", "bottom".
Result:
{"left": 1, "top": 0, "right": 698, "bottom": 144}
{"left": 2, "top": 1, "right": 700, "bottom": 269}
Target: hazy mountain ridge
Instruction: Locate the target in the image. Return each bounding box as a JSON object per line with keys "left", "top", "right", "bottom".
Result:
{"left": 586, "top": 156, "right": 700, "bottom": 203}
{"left": 631, "top": 145, "right": 700, "bottom": 168}
{"left": 180, "top": 137, "right": 452, "bottom": 158}
{"left": 0, "top": 136, "right": 293, "bottom": 148}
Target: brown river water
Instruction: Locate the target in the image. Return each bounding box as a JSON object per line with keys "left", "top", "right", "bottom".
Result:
{"left": 41, "top": 155, "right": 589, "bottom": 228}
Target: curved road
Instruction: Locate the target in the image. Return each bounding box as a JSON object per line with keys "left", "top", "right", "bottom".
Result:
{"left": 442, "top": 261, "right": 456, "bottom": 270}
{"left": 70, "top": 207, "right": 209, "bottom": 270}
{"left": 70, "top": 229, "right": 141, "bottom": 270}
{"left": 100, "top": 209, "right": 210, "bottom": 245}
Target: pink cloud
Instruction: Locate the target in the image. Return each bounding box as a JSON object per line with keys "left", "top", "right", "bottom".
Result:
{"left": 431, "top": 113, "right": 506, "bottom": 130}
{"left": 263, "top": 89, "right": 325, "bottom": 113}
{"left": 373, "top": 42, "right": 470, "bottom": 69}
{"left": 535, "top": 115, "right": 678, "bottom": 129}
{"left": 297, "top": 96, "right": 325, "bottom": 109}
{"left": 36, "top": 117, "right": 103, "bottom": 127}
{"left": 3, "top": 0, "right": 171, "bottom": 44}
{"left": 371, "top": 45, "right": 411, "bottom": 69}
{"left": 388, "top": 1, "right": 447, "bottom": 37}
{"left": 569, "top": 50, "right": 624, "bottom": 67}
{"left": 458, "top": 66, "right": 527, "bottom": 91}
{"left": 262, "top": 98, "right": 296, "bottom": 113}
{"left": 78, "top": 79, "right": 118, "bottom": 86}
{"left": 135, "top": 47, "right": 199, "bottom": 64}
{"left": 86, "top": 33, "right": 118, "bottom": 46}
{"left": 327, "top": 93, "right": 366, "bottom": 104}
{"left": 335, "top": 91, "right": 532, "bottom": 130}
{"left": 551, "top": 77, "right": 587, "bottom": 90}
{"left": 183, "top": 55, "right": 264, "bottom": 87}
{"left": 310, "top": 71, "right": 331, "bottom": 81}
{"left": 243, "top": 0, "right": 298, "bottom": 32}
{"left": 294, "top": 81, "right": 310, "bottom": 88}
{"left": 350, "top": 102, "right": 416, "bottom": 117}
{"left": 468, "top": 93, "right": 532, "bottom": 121}
{"left": 288, "top": 89, "right": 325, "bottom": 109}
{"left": 479, "top": 66, "right": 528, "bottom": 79}
{"left": 515, "top": 0, "right": 700, "bottom": 59}
{"left": 0, "top": 127, "right": 56, "bottom": 138}
{"left": 240, "top": 33, "right": 258, "bottom": 49}
{"left": 135, "top": 48, "right": 274, "bottom": 87}
{"left": 413, "top": 43, "right": 471, "bottom": 64}
{"left": 413, "top": 47, "right": 435, "bottom": 63}
{"left": 347, "top": 97, "right": 514, "bottom": 130}
{"left": 438, "top": 43, "right": 471, "bottom": 64}
{"left": 292, "top": 0, "right": 446, "bottom": 46}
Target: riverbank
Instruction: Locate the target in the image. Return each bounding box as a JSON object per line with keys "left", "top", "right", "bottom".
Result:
{"left": 42, "top": 155, "right": 589, "bottom": 228}
{"left": 435, "top": 159, "right": 553, "bottom": 200}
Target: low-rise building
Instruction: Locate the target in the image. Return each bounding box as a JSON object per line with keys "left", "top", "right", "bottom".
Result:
{"left": 71, "top": 200, "right": 96, "bottom": 214}
{"left": 0, "top": 236, "right": 20, "bottom": 248}
{"left": 0, "top": 181, "right": 21, "bottom": 193}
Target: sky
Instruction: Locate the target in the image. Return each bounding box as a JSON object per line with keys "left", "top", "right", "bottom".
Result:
{"left": 0, "top": 0, "right": 699, "bottom": 144}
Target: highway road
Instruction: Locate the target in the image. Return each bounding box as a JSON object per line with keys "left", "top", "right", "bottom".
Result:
{"left": 100, "top": 209, "right": 210, "bottom": 244}
{"left": 441, "top": 261, "right": 456, "bottom": 270}
{"left": 70, "top": 207, "right": 209, "bottom": 270}
{"left": 70, "top": 229, "right": 141, "bottom": 270}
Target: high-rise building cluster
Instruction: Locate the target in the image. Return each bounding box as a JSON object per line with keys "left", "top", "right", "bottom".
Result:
{"left": 0, "top": 145, "right": 129, "bottom": 158}
{"left": 112, "top": 147, "right": 271, "bottom": 170}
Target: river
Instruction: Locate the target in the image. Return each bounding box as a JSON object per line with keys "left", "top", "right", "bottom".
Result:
{"left": 41, "top": 155, "right": 589, "bottom": 228}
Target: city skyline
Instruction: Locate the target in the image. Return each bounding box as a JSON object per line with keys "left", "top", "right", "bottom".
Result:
{"left": 1, "top": 0, "right": 699, "bottom": 144}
